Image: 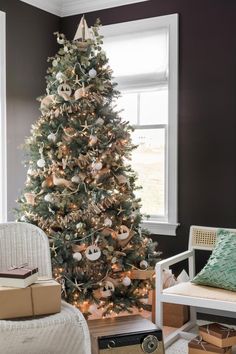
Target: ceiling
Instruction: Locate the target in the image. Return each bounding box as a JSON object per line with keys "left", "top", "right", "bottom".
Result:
{"left": 19, "top": 0, "right": 149, "bottom": 17}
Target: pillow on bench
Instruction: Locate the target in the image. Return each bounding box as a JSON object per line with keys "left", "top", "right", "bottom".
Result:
{"left": 192, "top": 228, "right": 236, "bottom": 291}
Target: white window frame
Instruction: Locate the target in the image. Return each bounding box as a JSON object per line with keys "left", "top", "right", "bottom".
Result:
{"left": 101, "top": 14, "right": 178, "bottom": 236}
{"left": 0, "top": 11, "right": 7, "bottom": 222}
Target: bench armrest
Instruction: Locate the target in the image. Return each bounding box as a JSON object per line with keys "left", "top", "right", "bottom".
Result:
{"left": 155, "top": 250, "right": 194, "bottom": 271}
{"left": 155, "top": 250, "right": 194, "bottom": 294}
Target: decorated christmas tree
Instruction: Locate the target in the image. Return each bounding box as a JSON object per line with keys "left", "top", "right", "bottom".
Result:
{"left": 17, "top": 17, "right": 161, "bottom": 316}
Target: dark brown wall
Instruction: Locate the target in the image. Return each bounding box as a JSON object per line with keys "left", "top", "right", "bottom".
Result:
{"left": 0, "top": 0, "right": 60, "bottom": 219}
{"left": 1, "top": 0, "right": 236, "bottom": 267}
{"left": 61, "top": 0, "right": 236, "bottom": 264}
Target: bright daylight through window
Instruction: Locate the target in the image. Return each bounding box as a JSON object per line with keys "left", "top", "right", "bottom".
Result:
{"left": 101, "top": 15, "right": 178, "bottom": 235}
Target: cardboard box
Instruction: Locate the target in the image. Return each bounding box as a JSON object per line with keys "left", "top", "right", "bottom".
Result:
{"left": 199, "top": 323, "right": 236, "bottom": 348}
{"left": 163, "top": 302, "right": 189, "bottom": 327}
{"left": 0, "top": 279, "right": 61, "bottom": 319}
{"left": 152, "top": 290, "right": 189, "bottom": 327}
{"left": 188, "top": 336, "right": 232, "bottom": 354}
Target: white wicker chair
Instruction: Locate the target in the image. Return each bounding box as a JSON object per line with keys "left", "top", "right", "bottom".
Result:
{"left": 0, "top": 222, "right": 91, "bottom": 354}
{"left": 155, "top": 225, "right": 236, "bottom": 348}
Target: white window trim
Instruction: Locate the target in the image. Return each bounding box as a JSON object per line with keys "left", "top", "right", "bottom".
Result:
{"left": 101, "top": 14, "right": 179, "bottom": 236}
{"left": 0, "top": 11, "right": 7, "bottom": 222}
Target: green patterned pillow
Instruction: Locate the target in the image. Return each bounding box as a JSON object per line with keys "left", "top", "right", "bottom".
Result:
{"left": 192, "top": 229, "right": 236, "bottom": 291}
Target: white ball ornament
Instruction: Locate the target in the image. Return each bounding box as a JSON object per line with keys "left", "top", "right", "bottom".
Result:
{"left": 47, "top": 133, "right": 57, "bottom": 142}
{"left": 140, "top": 260, "right": 148, "bottom": 270}
{"left": 111, "top": 257, "right": 117, "bottom": 264}
{"left": 117, "top": 225, "right": 130, "bottom": 240}
{"left": 100, "top": 281, "right": 115, "bottom": 298}
{"left": 71, "top": 175, "right": 81, "bottom": 183}
{"left": 85, "top": 245, "right": 101, "bottom": 261}
{"left": 76, "top": 222, "right": 84, "bottom": 230}
{"left": 73, "top": 252, "right": 82, "bottom": 262}
{"left": 88, "top": 68, "right": 97, "bottom": 78}
{"left": 37, "top": 158, "right": 46, "bottom": 168}
{"left": 52, "top": 59, "right": 58, "bottom": 67}
{"left": 56, "top": 72, "right": 66, "bottom": 82}
{"left": 122, "top": 276, "right": 131, "bottom": 287}
{"left": 92, "top": 161, "right": 103, "bottom": 171}
{"left": 104, "top": 218, "right": 112, "bottom": 227}
{"left": 44, "top": 193, "right": 54, "bottom": 203}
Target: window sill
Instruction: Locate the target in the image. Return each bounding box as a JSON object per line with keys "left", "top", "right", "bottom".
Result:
{"left": 141, "top": 220, "right": 179, "bottom": 236}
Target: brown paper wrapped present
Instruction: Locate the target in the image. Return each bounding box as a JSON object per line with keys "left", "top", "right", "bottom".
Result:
{"left": 188, "top": 336, "right": 232, "bottom": 354}
{"left": 199, "top": 323, "right": 236, "bottom": 348}
{"left": 0, "top": 279, "right": 61, "bottom": 319}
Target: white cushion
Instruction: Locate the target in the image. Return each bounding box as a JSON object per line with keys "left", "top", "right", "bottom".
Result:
{"left": 0, "top": 301, "right": 91, "bottom": 354}
{"left": 163, "top": 282, "right": 236, "bottom": 302}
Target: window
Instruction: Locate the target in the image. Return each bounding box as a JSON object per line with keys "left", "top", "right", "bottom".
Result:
{"left": 101, "top": 14, "right": 178, "bottom": 235}
{"left": 0, "top": 11, "right": 7, "bottom": 222}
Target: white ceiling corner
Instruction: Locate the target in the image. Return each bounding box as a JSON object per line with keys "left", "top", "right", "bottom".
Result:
{"left": 19, "top": 0, "right": 149, "bottom": 17}
{"left": 19, "top": 0, "right": 63, "bottom": 16}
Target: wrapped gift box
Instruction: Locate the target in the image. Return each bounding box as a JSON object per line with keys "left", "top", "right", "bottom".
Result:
{"left": 199, "top": 323, "right": 236, "bottom": 348}
{"left": 0, "top": 266, "right": 38, "bottom": 288}
{"left": 152, "top": 290, "right": 189, "bottom": 327}
{"left": 188, "top": 336, "right": 232, "bottom": 354}
{"left": 0, "top": 279, "right": 61, "bottom": 319}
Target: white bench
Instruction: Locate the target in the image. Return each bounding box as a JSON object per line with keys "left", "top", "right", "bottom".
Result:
{"left": 155, "top": 225, "right": 236, "bottom": 347}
